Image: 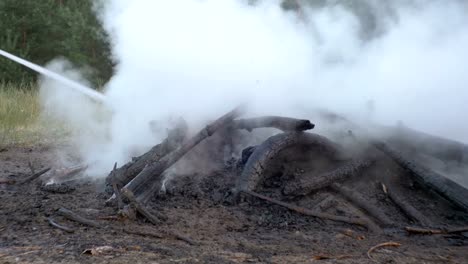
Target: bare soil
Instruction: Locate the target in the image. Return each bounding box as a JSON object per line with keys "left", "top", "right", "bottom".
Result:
{"left": 1, "top": 144, "right": 467, "bottom": 264}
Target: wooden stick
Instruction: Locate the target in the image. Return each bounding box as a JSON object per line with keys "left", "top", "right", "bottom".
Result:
{"left": 121, "top": 188, "right": 165, "bottom": 224}
{"left": 108, "top": 162, "right": 124, "bottom": 209}
{"left": 57, "top": 208, "right": 101, "bottom": 228}
{"left": 242, "top": 190, "right": 371, "bottom": 229}
{"left": 331, "top": 183, "right": 393, "bottom": 227}
{"left": 384, "top": 184, "right": 432, "bottom": 226}
{"left": 122, "top": 227, "right": 197, "bottom": 245}
{"left": 123, "top": 104, "right": 245, "bottom": 203}
{"left": 405, "top": 226, "right": 468, "bottom": 235}
{"left": 283, "top": 159, "right": 374, "bottom": 196}
{"left": 233, "top": 116, "right": 314, "bottom": 132}
{"left": 106, "top": 118, "right": 188, "bottom": 190}
{"left": 47, "top": 217, "right": 75, "bottom": 233}
{"left": 373, "top": 141, "right": 468, "bottom": 212}
{"left": 367, "top": 242, "right": 401, "bottom": 261}
{"left": 19, "top": 167, "right": 50, "bottom": 184}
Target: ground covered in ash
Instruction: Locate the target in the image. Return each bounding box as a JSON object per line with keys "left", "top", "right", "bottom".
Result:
{"left": 1, "top": 143, "right": 468, "bottom": 264}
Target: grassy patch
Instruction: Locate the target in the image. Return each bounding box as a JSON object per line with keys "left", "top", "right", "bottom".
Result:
{"left": 0, "top": 82, "right": 68, "bottom": 147}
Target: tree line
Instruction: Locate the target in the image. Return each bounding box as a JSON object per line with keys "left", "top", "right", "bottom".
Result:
{"left": 0, "top": 0, "right": 113, "bottom": 87}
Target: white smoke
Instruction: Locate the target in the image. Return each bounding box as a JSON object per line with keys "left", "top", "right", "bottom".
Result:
{"left": 40, "top": 0, "right": 468, "bottom": 176}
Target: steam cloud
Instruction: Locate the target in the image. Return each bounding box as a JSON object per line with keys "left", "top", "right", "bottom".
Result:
{"left": 40, "top": 0, "right": 468, "bottom": 177}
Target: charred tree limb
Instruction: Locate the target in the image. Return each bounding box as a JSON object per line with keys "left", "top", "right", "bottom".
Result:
{"left": 384, "top": 184, "right": 432, "bottom": 226}
{"left": 57, "top": 208, "right": 101, "bottom": 228}
{"left": 237, "top": 132, "right": 342, "bottom": 193}
{"left": 19, "top": 168, "right": 51, "bottom": 185}
{"left": 122, "top": 105, "right": 245, "bottom": 203}
{"left": 331, "top": 183, "right": 393, "bottom": 227}
{"left": 242, "top": 190, "right": 372, "bottom": 230}
{"left": 233, "top": 116, "right": 314, "bottom": 132}
{"left": 106, "top": 118, "right": 188, "bottom": 190}
{"left": 405, "top": 226, "right": 468, "bottom": 235}
{"left": 283, "top": 159, "right": 375, "bottom": 196}
{"left": 373, "top": 141, "right": 468, "bottom": 212}
{"left": 121, "top": 188, "right": 166, "bottom": 224}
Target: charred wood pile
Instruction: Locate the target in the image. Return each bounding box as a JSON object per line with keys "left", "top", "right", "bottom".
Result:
{"left": 94, "top": 106, "right": 468, "bottom": 241}
{"left": 25, "top": 106, "right": 467, "bottom": 244}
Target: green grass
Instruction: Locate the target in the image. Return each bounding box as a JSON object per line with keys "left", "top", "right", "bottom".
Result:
{"left": 0, "top": 82, "right": 69, "bottom": 147}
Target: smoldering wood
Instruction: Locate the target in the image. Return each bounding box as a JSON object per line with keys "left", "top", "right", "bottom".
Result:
{"left": 122, "top": 105, "right": 245, "bottom": 203}
{"left": 121, "top": 188, "right": 166, "bottom": 224}
{"left": 47, "top": 217, "right": 75, "bottom": 233}
{"left": 19, "top": 167, "right": 51, "bottom": 185}
{"left": 236, "top": 132, "right": 342, "bottom": 193}
{"left": 233, "top": 116, "right": 314, "bottom": 132}
{"left": 57, "top": 208, "right": 101, "bottom": 228}
{"left": 242, "top": 190, "right": 374, "bottom": 230}
{"left": 106, "top": 118, "right": 188, "bottom": 190}
{"left": 373, "top": 141, "right": 468, "bottom": 212}
{"left": 331, "top": 183, "right": 393, "bottom": 227}
{"left": 384, "top": 184, "right": 432, "bottom": 226}
{"left": 283, "top": 159, "right": 375, "bottom": 196}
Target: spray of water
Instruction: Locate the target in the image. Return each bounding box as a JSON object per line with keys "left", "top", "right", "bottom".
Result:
{"left": 0, "top": 49, "right": 107, "bottom": 103}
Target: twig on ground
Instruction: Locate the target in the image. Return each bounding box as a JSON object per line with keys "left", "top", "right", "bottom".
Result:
{"left": 19, "top": 167, "right": 50, "bottom": 184}
{"left": 405, "top": 226, "right": 468, "bottom": 235}
{"left": 57, "top": 208, "right": 101, "bottom": 228}
{"left": 47, "top": 217, "right": 75, "bottom": 233}
{"left": 313, "top": 254, "right": 354, "bottom": 260}
{"left": 367, "top": 242, "right": 401, "bottom": 261}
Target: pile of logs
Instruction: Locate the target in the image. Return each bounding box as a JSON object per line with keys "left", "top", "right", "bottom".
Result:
{"left": 104, "top": 105, "right": 468, "bottom": 234}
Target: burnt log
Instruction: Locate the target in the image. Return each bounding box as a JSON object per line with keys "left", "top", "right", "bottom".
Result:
{"left": 233, "top": 116, "right": 314, "bottom": 132}
{"left": 384, "top": 184, "right": 432, "bottom": 226}
{"left": 236, "top": 132, "right": 342, "bottom": 193}
{"left": 283, "top": 159, "right": 374, "bottom": 196}
{"left": 374, "top": 141, "right": 468, "bottom": 212}
{"left": 106, "top": 118, "right": 188, "bottom": 190}
{"left": 57, "top": 208, "right": 101, "bottom": 228}
{"left": 331, "top": 183, "right": 393, "bottom": 227}
{"left": 122, "top": 105, "right": 245, "bottom": 203}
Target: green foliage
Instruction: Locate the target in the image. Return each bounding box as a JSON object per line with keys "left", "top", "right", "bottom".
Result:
{"left": 0, "top": 0, "right": 113, "bottom": 86}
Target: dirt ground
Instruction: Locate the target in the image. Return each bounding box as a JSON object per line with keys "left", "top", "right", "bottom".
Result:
{"left": 1, "top": 144, "right": 468, "bottom": 264}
